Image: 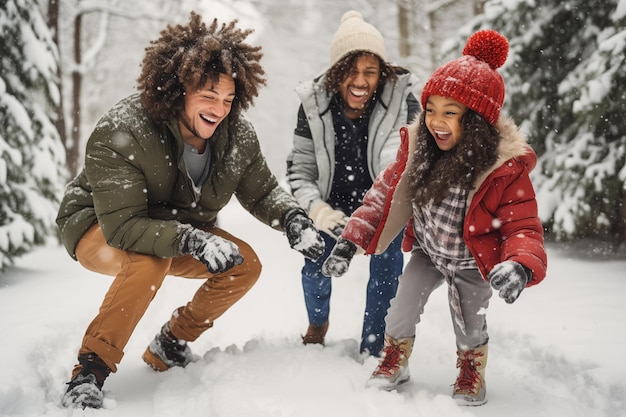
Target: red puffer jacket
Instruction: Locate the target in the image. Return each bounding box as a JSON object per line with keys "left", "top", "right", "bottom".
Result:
{"left": 342, "top": 117, "right": 547, "bottom": 286}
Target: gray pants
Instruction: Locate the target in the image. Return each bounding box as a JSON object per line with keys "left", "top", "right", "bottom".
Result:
{"left": 385, "top": 249, "right": 492, "bottom": 350}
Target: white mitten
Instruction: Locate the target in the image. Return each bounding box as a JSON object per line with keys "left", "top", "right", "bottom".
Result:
{"left": 309, "top": 201, "right": 348, "bottom": 238}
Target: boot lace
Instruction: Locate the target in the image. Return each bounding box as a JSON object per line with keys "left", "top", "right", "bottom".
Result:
{"left": 453, "top": 351, "right": 484, "bottom": 394}
{"left": 374, "top": 344, "right": 404, "bottom": 377}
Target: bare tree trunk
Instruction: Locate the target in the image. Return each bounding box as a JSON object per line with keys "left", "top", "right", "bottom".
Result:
{"left": 397, "top": 0, "right": 411, "bottom": 58}
{"left": 47, "top": 0, "right": 68, "bottom": 165}
{"left": 58, "top": 3, "right": 163, "bottom": 177}
{"left": 428, "top": 9, "right": 437, "bottom": 67}
{"left": 69, "top": 13, "right": 82, "bottom": 177}
{"left": 621, "top": 191, "right": 626, "bottom": 249}
{"left": 473, "top": 0, "right": 487, "bottom": 15}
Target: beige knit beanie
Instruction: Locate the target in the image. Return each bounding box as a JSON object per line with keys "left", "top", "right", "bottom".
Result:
{"left": 329, "top": 10, "right": 387, "bottom": 68}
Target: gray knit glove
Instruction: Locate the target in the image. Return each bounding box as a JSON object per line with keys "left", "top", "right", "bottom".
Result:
{"left": 179, "top": 227, "right": 243, "bottom": 274}
{"left": 488, "top": 260, "right": 531, "bottom": 304}
{"left": 321, "top": 238, "right": 357, "bottom": 277}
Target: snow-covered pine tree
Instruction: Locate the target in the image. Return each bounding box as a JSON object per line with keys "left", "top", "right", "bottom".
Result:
{"left": 551, "top": 2, "right": 626, "bottom": 243}
{"left": 440, "top": 0, "right": 626, "bottom": 244}
{"left": 0, "top": 0, "right": 67, "bottom": 271}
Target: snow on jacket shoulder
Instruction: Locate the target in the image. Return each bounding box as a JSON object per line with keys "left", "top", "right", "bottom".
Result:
{"left": 342, "top": 116, "right": 548, "bottom": 286}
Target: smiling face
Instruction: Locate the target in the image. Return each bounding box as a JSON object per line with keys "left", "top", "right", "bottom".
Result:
{"left": 424, "top": 95, "right": 468, "bottom": 151}
{"left": 338, "top": 53, "right": 381, "bottom": 119}
{"left": 178, "top": 73, "right": 236, "bottom": 151}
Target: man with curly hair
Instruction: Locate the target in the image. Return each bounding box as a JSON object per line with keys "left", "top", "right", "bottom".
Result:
{"left": 57, "top": 12, "right": 325, "bottom": 409}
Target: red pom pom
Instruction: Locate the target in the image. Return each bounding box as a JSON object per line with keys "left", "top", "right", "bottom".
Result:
{"left": 462, "top": 29, "right": 509, "bottom": 69}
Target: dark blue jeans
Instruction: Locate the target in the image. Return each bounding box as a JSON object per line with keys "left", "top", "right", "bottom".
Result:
{"left": 301, "top": 232, "right": 403, "bottom": 356}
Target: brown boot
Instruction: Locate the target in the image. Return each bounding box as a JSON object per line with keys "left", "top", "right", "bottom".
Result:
{"left": 366, "top": 334, "right": 414, "bottom": 390}
{"left": 452, "top": 344, "right": 488, "bottom": 406}
{"left": 62, "top": 353, "right": 111, "bottom": 409}
{"left": 302, "top": 322, "right": 329, "bottom": 345}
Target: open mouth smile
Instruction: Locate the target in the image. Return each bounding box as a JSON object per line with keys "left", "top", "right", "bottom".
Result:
{"left": 200, "top": 114, "right": 218, "bottom": 125}
{"left": 434, "top": 130, "right": 451, "bottom": 141}
{"left": 350, "top": 88, "right": 367, "bottom": 98}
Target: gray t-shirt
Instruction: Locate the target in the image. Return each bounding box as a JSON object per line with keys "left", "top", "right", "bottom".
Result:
{"left": 183, "top": 142, "right": 211, "bottom": 189}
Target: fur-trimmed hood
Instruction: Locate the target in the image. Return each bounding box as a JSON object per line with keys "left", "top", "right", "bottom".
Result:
{"left": 468, "top": 116, "right": 536, "bottom": 202}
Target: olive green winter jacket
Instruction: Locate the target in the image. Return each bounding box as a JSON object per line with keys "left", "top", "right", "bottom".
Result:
{"left": 57, "top": 94, "right": 300, "bottom": 259}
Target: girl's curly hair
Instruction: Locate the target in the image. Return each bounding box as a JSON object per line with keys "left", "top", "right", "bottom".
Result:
{"left": 137, "top": 11, "right": 266, "bottom": 123}
{"left": 324, "top": 51, "right": 400, "bottom": 94}
{"left": 407, "top": 109, "right": 500, "bottom": 205}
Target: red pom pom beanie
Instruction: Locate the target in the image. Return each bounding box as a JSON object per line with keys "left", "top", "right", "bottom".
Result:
{"left": 420, "top": 29, "right": 509, "bottom": 126}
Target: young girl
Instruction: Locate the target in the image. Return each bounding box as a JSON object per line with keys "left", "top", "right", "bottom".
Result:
{"left": 321, "top": 29, "right": 547, "bottom": 406}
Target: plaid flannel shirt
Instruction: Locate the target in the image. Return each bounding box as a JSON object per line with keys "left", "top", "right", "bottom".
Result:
{"left": 411, "top": 186, "right": 478, "bottom": 335}
{"left": 411, "top": 186, "right": 477, "bottom": 274}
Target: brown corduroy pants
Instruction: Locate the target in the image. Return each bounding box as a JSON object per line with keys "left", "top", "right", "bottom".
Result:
{"left": 72, "top": 224, "right": 261, "bottom": 373}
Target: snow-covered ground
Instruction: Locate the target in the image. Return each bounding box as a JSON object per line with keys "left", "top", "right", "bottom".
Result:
{"left": 1, "top": 200, "right": 625, "bottom": 417}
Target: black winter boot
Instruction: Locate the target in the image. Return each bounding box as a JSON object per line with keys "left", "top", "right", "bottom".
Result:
{"left": 62, "top": 353, "right": 111, "bottom": 409}
{"left": 142, "top": 322, "right": 196, "bottom": 371}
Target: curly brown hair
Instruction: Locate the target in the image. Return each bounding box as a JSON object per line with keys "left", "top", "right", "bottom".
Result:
{"left": 324, "top": 51, "right": 400, "bottom": 94}
{"left": 407, "top": 110, "right": 500, "bottom": 205}
{"left": 137, "top": 11, "right": 266, "bottom": 123}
